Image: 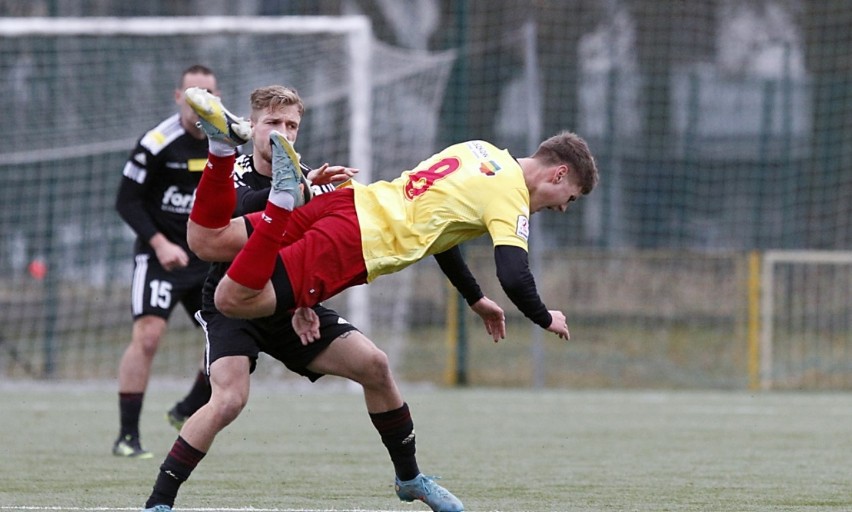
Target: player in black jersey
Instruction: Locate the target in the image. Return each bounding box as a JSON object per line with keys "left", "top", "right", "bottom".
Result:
{"left": 113, "top": 65, "right": 223, "bottom": 459}
{"left": 141, "top": 86, "right": 464, "bottom": 512}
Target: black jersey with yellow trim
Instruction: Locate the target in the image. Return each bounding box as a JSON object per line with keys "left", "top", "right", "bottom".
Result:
{"left": 115, "top": 113, "right": 209, "bottom": 257}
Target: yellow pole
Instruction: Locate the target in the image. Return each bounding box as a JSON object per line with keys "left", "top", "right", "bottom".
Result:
{"left": 444, "top": 282, "right": 458, "bottom": 385}
{"left": 747, "top": 251, "right": 761, "bottom": 390}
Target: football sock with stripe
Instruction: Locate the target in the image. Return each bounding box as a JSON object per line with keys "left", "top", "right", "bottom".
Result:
{"left": 370, "top": 402, "right": 420, "bottom": 481}
{"left": 145, "top": 436, "right": 206, "bottom": 508}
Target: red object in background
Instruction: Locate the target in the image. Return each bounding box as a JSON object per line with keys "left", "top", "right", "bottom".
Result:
{"left": 28, "top": 258, "right": 47, "bottom": 280}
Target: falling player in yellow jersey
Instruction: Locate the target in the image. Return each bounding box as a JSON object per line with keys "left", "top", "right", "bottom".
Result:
{"left": 186, "top": 89, "right": 599, "bottom": 346}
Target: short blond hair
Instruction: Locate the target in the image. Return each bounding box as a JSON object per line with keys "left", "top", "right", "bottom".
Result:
{"left": 249, "top": 85, "right": 304, "bottom": 120}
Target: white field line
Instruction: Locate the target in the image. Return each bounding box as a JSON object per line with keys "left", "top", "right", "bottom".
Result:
{"left": 0, "top": 507, "right": 436, "bottom": 512}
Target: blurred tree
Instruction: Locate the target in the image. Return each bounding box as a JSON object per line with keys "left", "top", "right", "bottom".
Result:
{"left": 804, "top": 0, "right": 852, "bottom": 248}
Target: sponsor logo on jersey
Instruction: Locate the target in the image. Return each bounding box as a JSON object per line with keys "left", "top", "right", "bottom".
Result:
{"left": 466, "top": 140, "right": 490, "bottom": 160}
{"left": 161, "top": 185, "right": 195, "bottom": 214}
{"left": 479, "top": 160, "right": 502, "bottom": 176}
{"left": 261, "top": 213, "right": 273, "bottom": 223}
{"left": 516, "top": 215, "right": 530, "bottom": 241}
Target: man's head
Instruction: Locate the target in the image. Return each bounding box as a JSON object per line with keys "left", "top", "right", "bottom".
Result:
{"left": 249, "top": 85, "right": 304, "bottom": 171}
{"left": 526, "top": 131, "right": 598, "bottom": 213}
{"left": 175, "top": 64, "right": 218, "bottom": 137}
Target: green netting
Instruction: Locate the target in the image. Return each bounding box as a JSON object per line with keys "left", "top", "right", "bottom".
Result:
{"left": 1, "top": 2, "right": 850, "bottom": 388}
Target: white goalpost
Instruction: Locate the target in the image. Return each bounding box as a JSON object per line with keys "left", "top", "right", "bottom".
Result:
{"left": 760, "top": 250, "right": 852, "bottom": 389}
{"left": 0, "top": 16, "right": 374, "bottom": 173}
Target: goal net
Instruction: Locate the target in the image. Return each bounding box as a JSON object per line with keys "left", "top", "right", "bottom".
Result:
{"left": 760, "top": 250, "right": 852, "bottom": 389}
{"left": 0, "top": 16, "right": 456, "bottom": 380}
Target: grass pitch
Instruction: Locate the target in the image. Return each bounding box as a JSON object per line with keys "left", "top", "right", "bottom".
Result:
{"left": 1, "top": 380, "right": 852, "bottom": 512}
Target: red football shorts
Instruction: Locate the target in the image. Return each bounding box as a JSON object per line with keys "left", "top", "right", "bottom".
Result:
{"left": 246, "top": 187, "right": 367, "bottom": 308}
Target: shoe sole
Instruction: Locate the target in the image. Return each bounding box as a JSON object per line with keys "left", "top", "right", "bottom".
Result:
{"left": 185, "top": 87, "right": 250, "bottom": 145}
{"left": 270, "top": 131, "right": 311, "bottom": 206}
{"left": 270, "top": 131, "right": 302, "bottom": 172}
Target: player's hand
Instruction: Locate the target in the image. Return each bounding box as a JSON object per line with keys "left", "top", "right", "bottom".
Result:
{"left": 150, "top": 234, "right": 189, "bottom": 271}
{"left": 306, "top": 163, "right": 359, "bottom": 186}
{"left": 292, "top": 307, "right": 321, "bottom": 345}
{"left": 546, "top": 310, "right": 570, "bottom": 340}
{"left": 470, "top": 296, "right": 506, "bottom": 342}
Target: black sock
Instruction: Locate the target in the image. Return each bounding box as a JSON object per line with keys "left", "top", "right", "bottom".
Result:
{"left": 118, "top": 392, "right": 144, "bottom": 438}
{"left": 144, "top": 436, "right": 206, "bottom": 508}
{"left": 369, "top": 402, "right": 420, "bottom": 481}
{"left": 175, "top": 370, "right": 211, "bottom": 416}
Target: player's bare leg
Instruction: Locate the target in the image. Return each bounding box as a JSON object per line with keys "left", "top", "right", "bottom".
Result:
{"left": 214, "top": 276, "right": 277, "bottom": 319}
{"left": 309, "top": 332, "right": 464, "bottom": 512}
{"left": 114, "top": 315, "right": 166, "bottom": 459}
{"left": 143, "top": 356, "right": 251, "bottom": 511}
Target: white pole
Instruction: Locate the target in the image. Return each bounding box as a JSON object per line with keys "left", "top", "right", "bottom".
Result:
{"left": 523, "top": 19, "right": 546, "bottom": 388}
{"left": 346, "top": 17, "right": 373, "bottom": 332}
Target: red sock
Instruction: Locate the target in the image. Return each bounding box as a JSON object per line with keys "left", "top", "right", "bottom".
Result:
{"left": 226, "top": 202, "right": 291, "bottom": 290}
{"left": 189, "top": 153, "right": 236, "bottom": 228}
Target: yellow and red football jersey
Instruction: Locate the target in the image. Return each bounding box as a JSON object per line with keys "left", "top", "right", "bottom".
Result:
{"left": 349, "top": 140, "right": 530, "bottom": 281}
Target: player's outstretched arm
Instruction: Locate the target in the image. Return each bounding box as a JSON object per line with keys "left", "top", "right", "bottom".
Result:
{"left": 187, "top": 217, "right": 249, "bottom": 262}
{"left": 434, "top": 247, "right": 484, "bottom": 303}
{"left": 434, "top": 247, "right": 506, "bottom": 341}
{"left": 495, "top": 245, "right": 567, "bottom": 336}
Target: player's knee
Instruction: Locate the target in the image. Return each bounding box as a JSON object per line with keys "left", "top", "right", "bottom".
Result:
{"left": 210, "top": 388, "right": 247, "bottom": 425}
{"left": 187, "top": 230, "right": 214, "bottom": 261}
{"left": 213, "top": 287, "right": 241, "bottom": 318}
{"left": 132, "top": 319, "right": 164, "bottom": 355}
{"left": 137, "top": 337, "right": 160, "bottom": 357}
{"left": 361, "top": 347, "right": 393, "bottom": 387}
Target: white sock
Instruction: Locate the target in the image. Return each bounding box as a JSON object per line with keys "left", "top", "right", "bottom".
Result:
{"left": 208, "top": 138, "right": 236, "bottom": 157}
{"left": 268, "top": 189, "right": 295, "bottom": 210}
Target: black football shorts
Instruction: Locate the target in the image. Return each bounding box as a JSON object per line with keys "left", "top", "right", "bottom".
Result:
{"left": 195, "top": 304, "right": 358, "bottom": 381}
{"left": 130, "top": 252, "right": 207, "bottom": 323}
